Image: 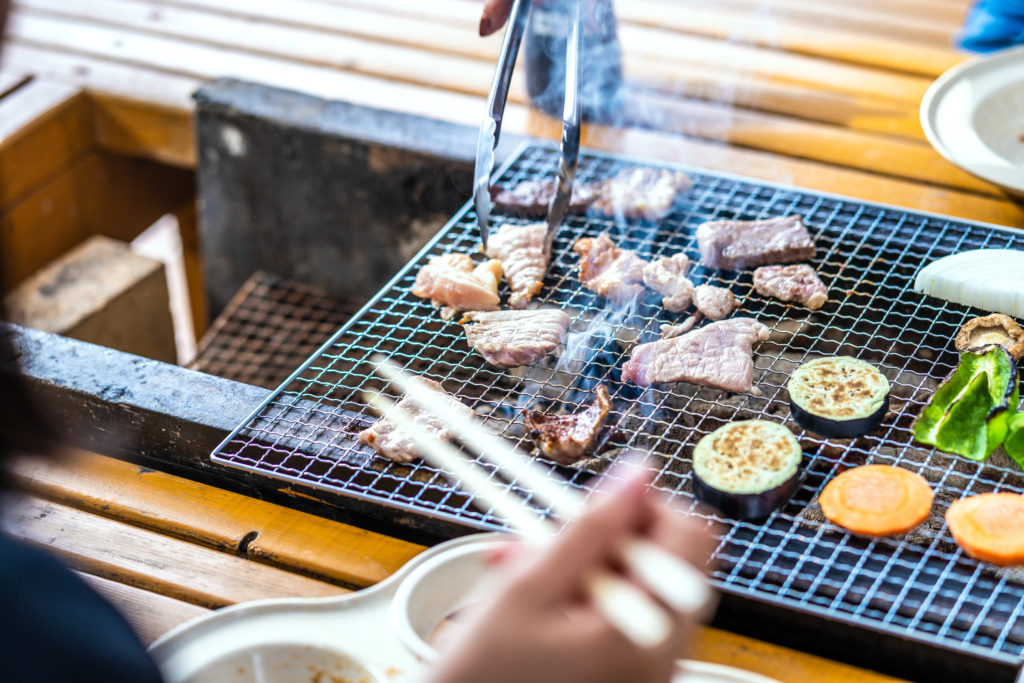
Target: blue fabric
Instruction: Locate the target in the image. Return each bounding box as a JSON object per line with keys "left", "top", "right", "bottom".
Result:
{"left": 959, "top": 0, "right": 1024, "bottom": 52}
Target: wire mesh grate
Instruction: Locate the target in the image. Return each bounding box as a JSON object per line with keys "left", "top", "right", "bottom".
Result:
{"left": 191, "top": 271, "right": 365, "bottom": 390}
{"left": 213, "top": 145, "right": 1024, "bottom": 664}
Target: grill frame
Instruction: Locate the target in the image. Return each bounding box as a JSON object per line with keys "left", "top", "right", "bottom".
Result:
{"left": 212, "top": 142, "right": 1024, "bottom": 672}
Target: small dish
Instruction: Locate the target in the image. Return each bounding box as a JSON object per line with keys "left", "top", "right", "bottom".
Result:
{"left": 153, "top": 533, "right": 778, "bottom": 683}
{"left": 921, "top": 45, "right": 1024, "bottom": 197}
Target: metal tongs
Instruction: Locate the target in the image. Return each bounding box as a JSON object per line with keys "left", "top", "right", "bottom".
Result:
{"left": 474, "top": 0, "right": 583, "bottom": 256}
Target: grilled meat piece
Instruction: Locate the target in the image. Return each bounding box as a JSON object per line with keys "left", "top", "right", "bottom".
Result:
{"left": 490, "top": 180, "right": 601, "bottom": 218}
{"left": 591, "top": 168, "right": 692, "bottom": 221}
{"left": 697, "top": 215, "right": 815, "bottom": 270}
{"left": 642, "top": 253, "right": 695, "bottom": 312}
{"left": 412, "top": 253, "right": 503, "bottom": 320}
{"left": 524, "top": 385, "right": 612, "bottom": 465}
{"left": 753, "top": 264, "right": 828, "bottom": 310}
{"left": 461, "top": 309, "right": 571, "bottom": 368}
{"left": 358, "top": 377, "right": 474, "bottom": 463}
{"left": 693, "top": 284, "right": 739, "bottom": 321}
{"left": 660, "top": 313, "right": 703, "bottom": 339}
{"left": 574, "top": 235, "right": 648, "bottom": 304}
{"left": 622, "top": 318, "right": 769, "bottom": 392}
{"left": 484, "top": 222, "right": 549, "bottom": 309}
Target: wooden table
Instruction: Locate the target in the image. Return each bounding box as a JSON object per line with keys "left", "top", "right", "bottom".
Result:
{"left": 0, "top": 0, "right": 1015, "bottom": 680}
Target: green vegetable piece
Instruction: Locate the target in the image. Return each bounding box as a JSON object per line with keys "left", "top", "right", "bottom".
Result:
{"left": 913, "top": 345, "right": 1019, "bottom": 460}
{"left": 1006, "top": 413, "right": 1024, "bottom": 469}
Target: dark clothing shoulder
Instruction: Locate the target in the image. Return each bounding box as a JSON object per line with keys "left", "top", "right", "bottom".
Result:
{"left": 0, "top": 532, "right": 164, "bottom": 682}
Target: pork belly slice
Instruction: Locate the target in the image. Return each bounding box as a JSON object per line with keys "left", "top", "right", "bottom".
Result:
{"left": 358, "top": 377, "right": 474, "bottom": 463}
{"left": 753, "top": 264, "right": 828, "bottom": 310}
{"left": 490, "top": 180, "right": 601, "bottom": 218}
{"left": 697, "top": 215, "right": 815, "bottom": 270}
{"left": 485, "top": 222, "right": 549, "bottom": 309}
{"left": 574, "top": 234, "right": 648, "bottom": 304}
{"left": 642, "top": 253, "right": 694, "bottom": 313}
{"left": 693, "top": 284, "right": 739, "bottom": 321}
{"left": 412, "top": 253, "right": 503, "bottom": 320}
{"left": 524, "top": 385, "right": 612, "bottom": 465}
{"left": 591, "top": 168, "right": 692, "bottom": 221}
{"left": 461, "top": 309, "right": 570, "bottom": 368}
{"left": 622, "top": 318, "right": 769, "bottom": 392}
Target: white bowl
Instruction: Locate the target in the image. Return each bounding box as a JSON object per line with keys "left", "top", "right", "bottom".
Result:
{"left": 153, "top": 533, "right": 778, "bottom": 683}
{"left": 921, "top": 45, "right": 1024, "bottom": 197}
{"left": 390, "top": 537, "right": 780, "bottom": 683}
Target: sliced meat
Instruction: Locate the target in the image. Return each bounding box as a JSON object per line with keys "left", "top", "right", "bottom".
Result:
{"left": 643, "top": 253, "right": 694, "bottom": 313}
{"left": 485, "top": 222, "right": 549, "bottom": 309}
{"left": 753, "top": 264, "right": 828, "bottom": 310}
{"left": 591, "top": 168, "right": 692, "bottom": 221}
{"left": 660, "top": 313, "right": 703, "bottom": 339}
{"left": 358, "top": 377, "right": 474, "bottom": 463}
{"left": 412, "top": 253, "right": 503, "bottom": 320}
{"left": 524, "top": 385, "right": 612, "bottom": 465}
{"left": 693, "top": 284, "right": 739, "bottom": 321}
{"left": 461, "top": 309, "right": 571, "bottom": 368}
{"left": 697, "top": 215, "right": 815, "bottom": 270}
{"left": 622, "top": 318, "right": 769, "bottom": 392}
{"left": 574, "top": 235, "right": 648, "bottom": 304}
{"left": 490, "top": 180, "right": 601, "bottom": 218}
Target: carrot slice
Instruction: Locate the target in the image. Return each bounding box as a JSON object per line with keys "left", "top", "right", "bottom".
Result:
{"left": 819, "top": 465, "right": 933, "bottom": 536}
{"left": 946, "top": 493, "right": 1024, "bottom": 566}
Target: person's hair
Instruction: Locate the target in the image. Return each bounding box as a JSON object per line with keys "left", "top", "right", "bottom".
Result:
{"left": 0, "top": 0, "right": 8, "bottom": 44}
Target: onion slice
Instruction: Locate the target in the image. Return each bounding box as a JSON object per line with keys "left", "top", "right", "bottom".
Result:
{"left": 914, "top": 249, "right": 1024, "bottom": 318}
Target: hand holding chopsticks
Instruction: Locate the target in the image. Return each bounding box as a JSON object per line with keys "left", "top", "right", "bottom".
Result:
{"left": 365, "top": 357, "right": 714, "bottom": 649}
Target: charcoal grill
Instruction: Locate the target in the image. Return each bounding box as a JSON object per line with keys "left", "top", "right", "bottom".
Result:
{"left": 213, "top": 143, "right": 1024, "bottom": 680}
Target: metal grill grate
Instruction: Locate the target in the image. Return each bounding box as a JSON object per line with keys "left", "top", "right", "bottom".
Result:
{"left": 213, "top": 144, "right": 1024, "bottom": 664}
{"left": 191, "top": 272, "right": 365, "bottom": 389}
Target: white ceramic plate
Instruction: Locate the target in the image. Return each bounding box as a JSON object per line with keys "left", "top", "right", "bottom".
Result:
{"left": 152, "top": 534, "right": 779, "bottom": 683}
{"left": 921, "top": 45, "right": 1024, "bottom": 197}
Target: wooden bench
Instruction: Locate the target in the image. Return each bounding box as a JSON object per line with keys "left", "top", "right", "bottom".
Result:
{"left": 4, "top": 448, "right": 905, "bottom": 682}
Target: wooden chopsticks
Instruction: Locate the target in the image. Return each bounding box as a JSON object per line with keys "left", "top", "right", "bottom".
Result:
{"left": 365, "top": 357, "right": 712, "bottom": 648}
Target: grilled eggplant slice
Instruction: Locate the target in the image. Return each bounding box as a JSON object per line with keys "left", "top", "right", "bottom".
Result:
{"left": 692, "top": 420, "right": 802, "bottom": 520}
{"left": 787, "top": 357, "right": 890, "bottom": 439}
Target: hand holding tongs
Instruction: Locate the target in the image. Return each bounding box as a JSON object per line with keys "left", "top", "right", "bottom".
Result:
{"left": 474, "top": 0, "right": 583, "bottom": 256}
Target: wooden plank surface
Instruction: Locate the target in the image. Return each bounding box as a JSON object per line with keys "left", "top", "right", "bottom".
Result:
{"left": 5, "top": 3, "right": 1004, "bottom": 210}
{"left": 2, "top": 494, "right": 347, "bottom": 608}
{"left": 80, "top": 572, "right": 210, "bottom": 645}
{"left": 0, "top": 79, "right": 91, "bottom": 208}
{"left": 10, "top": 450, "right": 426, "bottom": 587}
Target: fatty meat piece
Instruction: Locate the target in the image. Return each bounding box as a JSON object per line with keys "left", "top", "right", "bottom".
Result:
{"left": 461, "top": 309, "right": 571, "bottom": 368}
{"left": 642, "top": 253, "right": 695, "bottom": 313}
{"left": 660, "top": 313, "right": 702, "bottom": 339}
{"left": 412, "top": 253, "right": 503, "bottom": 320}
{"left": 753, "top": 264, "right": 828, "bottom": 310}
{"left": 697, "top": 215, "right": 815, "bottom": 270}
{"left": 358, "top": 377, "right": 474, "bottom": 463}
{"left": 574, "top": 235, "right": 648, "bottom": 304}
{"left": 524, "top": 385, "right": 612, "bottom": 465}
{"left": 693, "top": 285, "right": 739, "bottom": 321}
{"left": 591, "top": 168, "right": 693, "bottom": 221}
{"left": 622, "top": 318, "right": 769, "bottom": 392}
{"left": 484, "top": 222, "right": 550, "bottom": 309}
{"left": 490, "top": 180, "right": 602, "bottom": 218}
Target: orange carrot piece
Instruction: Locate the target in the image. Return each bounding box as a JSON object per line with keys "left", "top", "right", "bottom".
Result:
{"left": 946, "top": 493, "right": 1024, "bottom": 566}
{"left": 819, "top": 465, "right": 933, "bottom": 537}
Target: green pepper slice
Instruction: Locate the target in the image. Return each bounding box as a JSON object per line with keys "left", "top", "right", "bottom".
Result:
{"left": 914, "top": 345, "right": 1019, "bottom": 460}
{"left": 1005, "top": 412, "right": 1024, "bottom": 469}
